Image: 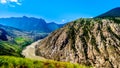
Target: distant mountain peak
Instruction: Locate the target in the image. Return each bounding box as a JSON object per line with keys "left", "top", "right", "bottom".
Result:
{"left": 23, "top": 16, "right": 28, "bottom": 18}
{"left": 0, "top": 17, "right": 64, "bottom": 33}
{"left": 49, "top": 22, "right": 57, "bottom": 24}
{"left": 96, "top": 7, "right": 120, "bottom": 18}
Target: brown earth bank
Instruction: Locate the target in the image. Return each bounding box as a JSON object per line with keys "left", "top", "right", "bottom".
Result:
{"left": 35, "top": 18, "right": 120, "bottom": 68}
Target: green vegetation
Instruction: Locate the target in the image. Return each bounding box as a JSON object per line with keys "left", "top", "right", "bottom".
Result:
{"left": 14, "top": 37, "right": 32, "bottom": 48}
{"left": 0, "top": 56, "right": 92, "bottom": 68}
{"left": 94, "top": 17, "right": 120, "bottom": 24}
{"left": 67, "top": 25, "right": 77, "bottom": 52}
{"left": 14, "top": 37, "right": 27, "bottom": 44}
{"left": 107, "top": 26, "right": 120, "bottom": 40}
{"left": 0, "top": 41, "right": 21, "bottom": 56}
{"left": 0, "top": 37, "right": 32, "bottom": 57}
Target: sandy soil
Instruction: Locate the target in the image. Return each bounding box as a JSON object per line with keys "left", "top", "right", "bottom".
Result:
{"left": 22, "top": 40, "right": 45, "bottom": 60}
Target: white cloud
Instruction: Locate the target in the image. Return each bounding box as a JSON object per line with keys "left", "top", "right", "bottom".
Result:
{"left": 0, "top": 0, "right": 22, "bottom": 7}
{"left": 16, "top": 2, "right": 21, "bottom": 5}
{"left": 10, "top": 0, "right": 18, "bottom": 2}
{"left": 0, "top": 0, "right": 7, "bottom": 4}
{"left": 62, "top": 19, "right": 66, "bottom": 23}
{"left": 9, "top": 0, "right": 22, "bottom": 5}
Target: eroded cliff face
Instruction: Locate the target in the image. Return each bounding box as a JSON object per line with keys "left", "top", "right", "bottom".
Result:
{"left": 35, "top": 18, "right": 120, "bottom": 68}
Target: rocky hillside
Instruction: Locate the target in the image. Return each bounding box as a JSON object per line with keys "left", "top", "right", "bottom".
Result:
{"left": 0, "top": 24, "right": 30, "bottom": 41}
{"left": 0, "top": 28, "right": 8, "bottom": 41}
{"left": 0, "top": 23, "right": 48, "bottom": 41}
{"left": 96, "top": 7, "right": 120, "bottom": 18}
{"left": 0, "top": 25, "right": 32, "bottom": 56}
{"left": 35, "top": 17, "right": 120, "bottom": 68}
{"left": 0, "top": 16, "right": 64, "bottom": 33}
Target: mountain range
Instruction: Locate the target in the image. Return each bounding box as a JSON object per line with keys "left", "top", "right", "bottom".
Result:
{"left": 0, "top": 24, "right": 48, "bottom": 41}
{"left": 0, "top": 24, "right": 29, "bottom": 40}
{"left": 0, "top": 16, "right": 64, "bottom": 33}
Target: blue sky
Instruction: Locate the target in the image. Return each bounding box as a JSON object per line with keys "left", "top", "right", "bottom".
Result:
{"left": 0, "top": 0, "right": 120, "bottom": 23}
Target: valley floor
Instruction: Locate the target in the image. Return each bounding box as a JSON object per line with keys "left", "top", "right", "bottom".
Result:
{"left": 22, "top": 40, "right": 45, "bottom": 60}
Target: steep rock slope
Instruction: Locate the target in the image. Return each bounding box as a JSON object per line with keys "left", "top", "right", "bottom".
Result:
{"left": 36, "top": 18, "right": 120, "bottom": 68}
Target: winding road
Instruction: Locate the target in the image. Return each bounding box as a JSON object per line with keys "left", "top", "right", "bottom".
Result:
{"left": 22, "top": 40, "right": 45, "bottom": 60}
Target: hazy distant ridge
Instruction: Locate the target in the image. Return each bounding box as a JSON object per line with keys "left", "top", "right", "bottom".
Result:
{"left": 0, "top": 16, "right": 64, "bottom": 33}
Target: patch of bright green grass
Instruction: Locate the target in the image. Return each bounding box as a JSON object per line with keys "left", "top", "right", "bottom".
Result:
{"left": 14, "top": 37, "right": 26, "bottom": 44}
{"left": 0, "top": 41, "right": 21, "bottom": 56}
{"left": 0, "top": 56, "right": 92, "bottom": 68}
{"left": 0, "top": 37, "right": 32, "bottom": 57}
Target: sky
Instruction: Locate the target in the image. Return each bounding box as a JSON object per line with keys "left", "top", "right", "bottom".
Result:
{"left": 0, "top": 0, "right": 120, "bottom": 24}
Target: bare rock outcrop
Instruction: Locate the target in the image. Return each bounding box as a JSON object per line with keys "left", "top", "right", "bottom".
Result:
{"left": 35, "top": 18, "right": 120, "bottom": 68}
